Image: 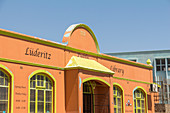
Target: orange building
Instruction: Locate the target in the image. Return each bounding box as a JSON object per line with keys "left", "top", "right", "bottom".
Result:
{"left": 0, "top": 24, "right": 155, "bottom": 113}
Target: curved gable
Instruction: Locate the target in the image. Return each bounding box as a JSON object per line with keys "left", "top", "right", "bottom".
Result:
{"left": 62, "top": 23, "right": 100, "bottom": 53}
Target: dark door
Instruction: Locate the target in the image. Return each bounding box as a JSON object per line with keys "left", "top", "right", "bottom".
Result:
{"left": 83, "top": 93, "right": 93, "bottom": 113}
{"left": 94, "top": 94, "right": 110, "bottom": 113}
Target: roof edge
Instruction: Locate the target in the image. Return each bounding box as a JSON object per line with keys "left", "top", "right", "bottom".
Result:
{"left": 0, "top": 28, "right": 153, "bottom": 70}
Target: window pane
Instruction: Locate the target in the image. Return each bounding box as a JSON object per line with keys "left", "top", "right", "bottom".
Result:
{"left": 156, "top": 59, "right": 160, "bottom": 65}
{"left": 46, "top": 103, "right": 52, "bottom": 113}
{"left": 37, "top": 75, "right": 40, "bottom": 80}
{"left": 162, "top": 66, "right": 166, "bottom": 71}
{"left": 138, "top": 109, "right": 141, "bottom": 113}
{"left": 141, "top": 93, "right": 144, "bottom": 99}
{"left": 168, "top": 58, "right": 170, "bottom": 64}
{"left": 30, "top": 102, "right": 35, "bottom": 113}
{"left": 113, "top": 90, "right": 116, "bottom": 95}
{"left": 117, "top": 90, "right": 121, "bottom": 96}
{"left": 32, "top": 76, "right": 36, "bottom": 80}
{"left": 0, "top": 101, "right": 8, "bottom": 113}
{"left": 46, "top": 83, "right": 49, "bottom": 89}
{"left": 168, "top": 65, "right": 170, "bottom": 71}
{"left": 38, "top": 102, "right": 44, "bottom": 113}
{"left": 41, "top": 76, "right": 44, "bottom": 80}
{"left": 33, "top": 81, "right": 35, "bottom": 88}
{"left": 114, "top": 108, "right": 117, "bottom": 113}
{"left": 46, "top": 77, "right": 49, "bottom": 81}
{"left": 0, "top": 78, "right": 4, "bottom": 85}
{"left": 141, "top": 100, "right": 144, "bottom": 108}
{"left": 5, "top": 78, "right": 8, "bottom": 86}
{"left": 114, "top": 97, "right": 116, "bottom": 105}
{"left": 37, "top": 81, "right": 40, "bottom": 86}
{"left": 41, "top": 81, "right": 44, "bottom": 87}
{"left": 161, "top": 59, "right": 165, "bottom": 65}
{"left": 0, "top": 71, "right": 4, "bottom": 77}
{"left": 137, "top": 100, "right": 140, "bottom": 107}
{"left": 118, "top": 108, "right": 121, "bottom": 113}
{"left": 49, "top": 83, "right": 52, "bottom": 89}
{"left": 142, "top": 109, "right": 145, "bottom": 113}
{"left": 46, "top": 91, "right": 52, "bottom": 102}
{"left": 30, "top": 81, "right": 33, "bottom": 88}
{"left": 137, "top": 93, "right": 140, "bottom": 98}
{"left": 117, "top": 98, "right": 121, "bottom": 107}
{"left": 0, "top": 87, "right": 8, "bottom": 100}
{"left": 156, "top": 66, "right": 160, "bottom": 71}
{"left": 30, "top": 90, "right": 35, "bottom": 101}
{"left": 38, "top": 90, "right": 44, "bottom": 101}
{"left": 134, "top": 99, "right": 136, "bottom": 108}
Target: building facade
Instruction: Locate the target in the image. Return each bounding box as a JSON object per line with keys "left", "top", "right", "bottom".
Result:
{"left": 0, "top": 24, "right": 155, "bottom": 113}
{"left": 107, "top": 50, "right": 170, "bottom": 82}
{"left": 107, "top": 50, "right": 170, "bottom": 104}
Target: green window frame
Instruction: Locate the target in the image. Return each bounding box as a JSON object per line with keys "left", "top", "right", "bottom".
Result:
{"left": 0, "top": 70, "right": 10, "bottom": 113}
{"left": 113, "top": 86, "right": 122, "bottom": 113}
{"left": 29, "top": 74, "right": 53, "bottom": 113}
{"left": 83, "top": 82, "right": 92, "bottom": 94}
{"left": 134, "top": 89, "right": 145, "bottom": 113}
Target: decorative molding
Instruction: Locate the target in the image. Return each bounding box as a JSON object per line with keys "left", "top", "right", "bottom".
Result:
{"left": 0, "top": 64, "right": 14, "bottom": 113}
{"left": 82, "top": 77, "right": 110, "bottom": 87}
{"left": 113, "top": 76, "right": 160, "bottom": 87}
{"left": 0, "top": 29, "right": 153, "bottom": 69}
{"left": 0, "top": 57, "right": 64, "bottom": 70}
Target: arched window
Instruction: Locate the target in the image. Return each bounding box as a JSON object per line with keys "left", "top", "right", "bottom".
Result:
{"left": 134, "top": 89, "right": 145, "bottom": 113}
{"left": 29, "top": 74, "right": 53, "bottom": 113}
{"left": 0, "top": 70, "right": 10, "bottom": 113}
{"left": 113, "top": 86, "right": 122, "bottom": 113}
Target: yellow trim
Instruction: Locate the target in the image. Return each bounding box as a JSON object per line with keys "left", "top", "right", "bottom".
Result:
{"left": 63, "top": 23, "right": 100, "bottom": 53}
{"left": 113, "top": 83, "right": 125, "bottom": 113}
{"left": 70, "top": 24, "right": 100, "bottom": 53}
{"left": 89, "top": 81, "right": 95, "bottom": 113}
{"left": 133, "top": 86, "right": 148, "bottom": 113}
{"left": 83, "top": 77, "right": 110, "bottom": 87}
{"left": 0, "top": 29, "right": 153, "bottom": 69}
{"left": 0, "top": 64, "right": 14, "bottom": 113}
{"left": 28, "top": 70, "right": 56, "bottom": 113}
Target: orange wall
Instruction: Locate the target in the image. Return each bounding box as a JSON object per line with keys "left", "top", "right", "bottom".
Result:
{"left": 0, "top": 25, "right": 155, "bottom": 113}
{"left": 0, "top": 61, "right": 65, "bottom": 113}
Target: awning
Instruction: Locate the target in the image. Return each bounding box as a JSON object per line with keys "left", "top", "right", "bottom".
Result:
{"left": 65, "top": 56, "right": 114, "bottom": 75}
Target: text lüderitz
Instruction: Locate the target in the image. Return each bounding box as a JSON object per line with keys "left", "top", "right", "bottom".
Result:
{"left": 25, "top": 47, "right": 51, "bottom": 59}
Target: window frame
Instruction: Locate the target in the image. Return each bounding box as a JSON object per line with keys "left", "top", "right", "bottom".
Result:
{"left": 28, "top": 70, "right": 56, "bottom": 113}
{"left": 133, "top": 88, "right": 147, "bottom": 113}
{"left": 0, "top": 70, "right": 10, "bottom": 113}
{"left": 155, "top": 58, "right": 166, "bottom": 71}
{"left": 113, "top": 85, "right": 124, "bottom": 113}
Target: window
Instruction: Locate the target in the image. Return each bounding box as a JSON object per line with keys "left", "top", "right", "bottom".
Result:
{"left": 0, "top": 70, "right": 9, "bottom": 113}
{"left": 134, "top": 89, "right": 145, "bottom": 113}
{"left": 167, "top": 58, "right": 170, "bottom": 71}
{"left": 30, "top": 74, "right": 53, "bottom": 113}
{"left": 113, "top": 86, "right": 122, "bottom": 113}
{"left": 128, "top": 59, "right": 137, "bottom": 62}
{"left": 83, "top": 82, "right": 92, "bottom": 94}
{"left": 156, "top": 59, "right": 165, "bottom": 71}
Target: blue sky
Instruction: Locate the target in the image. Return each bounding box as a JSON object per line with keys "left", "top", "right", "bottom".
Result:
{"left": 0, "top": 0, "right": 170, "bottom": 53}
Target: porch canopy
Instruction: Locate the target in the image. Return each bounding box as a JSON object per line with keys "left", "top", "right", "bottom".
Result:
{"left": 65, "top": 56, "right": 114, "bottom": 75}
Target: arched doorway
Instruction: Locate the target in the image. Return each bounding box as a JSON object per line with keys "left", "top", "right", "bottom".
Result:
{"left": 83, "top": 79, "right": 110, "bottom": 113}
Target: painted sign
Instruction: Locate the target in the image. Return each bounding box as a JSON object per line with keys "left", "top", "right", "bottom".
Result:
{"left": 110, "top": 65, "right": 124, "bottom": 75}
{"left": 25, "top": 47, "right": 51, "bottom": 59}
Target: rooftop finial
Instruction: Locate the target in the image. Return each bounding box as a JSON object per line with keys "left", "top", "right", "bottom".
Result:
{"left": 147, "top": 59, "right": 151, "bottom": 65}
